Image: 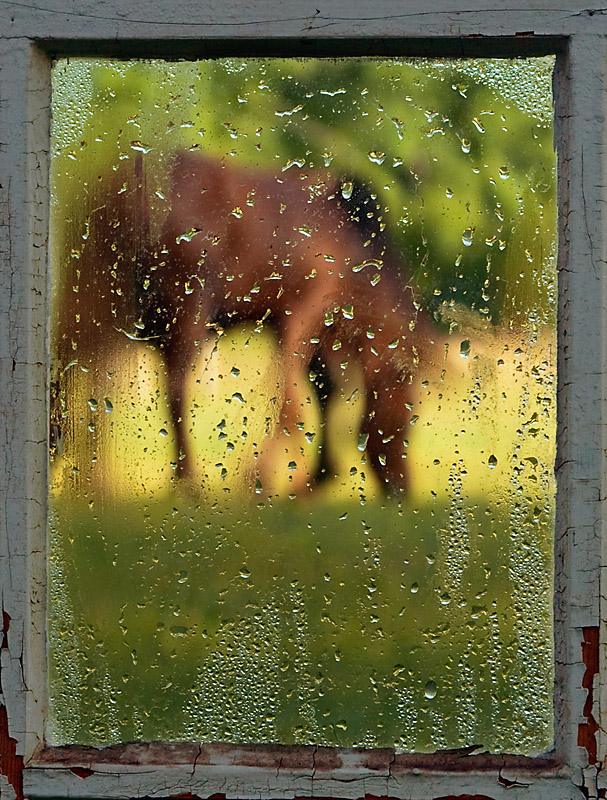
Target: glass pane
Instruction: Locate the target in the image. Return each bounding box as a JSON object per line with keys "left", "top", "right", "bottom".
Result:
{"left": 49, "top": 57, "right": 556, "bottom": 753}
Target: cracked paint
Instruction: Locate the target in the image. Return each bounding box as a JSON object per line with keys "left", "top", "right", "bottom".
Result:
{"left": 1, "top": 7, "right": 607, "bottom": 800}
{"left": 295, "top": 795, "right": 498, "bottom": 800}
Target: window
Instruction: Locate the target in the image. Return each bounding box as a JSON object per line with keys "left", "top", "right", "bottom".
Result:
{"left": 48, "top": 54, "right": 558, "bottom": 757}
{"left": 0, "top": 5, "right": 603, "bottom": 800}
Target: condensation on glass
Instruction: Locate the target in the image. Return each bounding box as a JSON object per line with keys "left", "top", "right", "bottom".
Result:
{"left": 49, "top": 57, "right": 557, "bottom": 753}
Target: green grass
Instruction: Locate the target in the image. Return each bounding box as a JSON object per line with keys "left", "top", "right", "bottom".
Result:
{"left": 49, "top": 492, "right": 553, "bottom": 753}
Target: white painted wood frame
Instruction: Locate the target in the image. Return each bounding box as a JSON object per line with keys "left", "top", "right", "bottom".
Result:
{"left": 0, "top": 2, "right": 606, "bottom": 798}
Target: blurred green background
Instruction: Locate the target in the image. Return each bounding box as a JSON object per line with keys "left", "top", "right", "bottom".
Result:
{"left": 49, "top": 57, "right": 556, "bottom": 754}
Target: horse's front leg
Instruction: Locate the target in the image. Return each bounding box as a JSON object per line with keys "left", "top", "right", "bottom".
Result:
{"left": 161, "top": 297, "right": 215, "bottom": 486}
{"left": 162, "top": 332, "right": 197, "bottom": 483}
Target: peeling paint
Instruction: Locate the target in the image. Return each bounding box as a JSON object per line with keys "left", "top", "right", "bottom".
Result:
{"left": 296, "top": 796, "right": 496, "bottom": 800}
{"left": 295, "top": 796, "right": 401, "bottom": 800}
{"left": 69, "top": 766, "right": 94, "bottom": 779}
{"left": 168, "top": 793, "right": 203, "bottom": 800}
{"left": 0, "top": 705, "right": 23, "bottom": 800}
{"left": 1, "top": 611, "right": 10, "bottom": 650}
{"left": 433, "top": 795, "right": 497, "bottom": 800}
{"left": 2, "top": 8, "right": 607, "bottom": 800}
{"left": 0, "top": 606, "right": 23, "bottom": 800}
{"left": 578, "top": 626, "right": 600, "bottom": 765}
{"left": 497, "top": 769, "right": 530, "bottom": 788}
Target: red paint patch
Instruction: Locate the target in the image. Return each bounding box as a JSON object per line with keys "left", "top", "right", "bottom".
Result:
{"left": 207, "top": 794, "right": 226, "bottom": 800}
{"left": 1, "top": 612, "right": 10, "bottom": 650}
{"left": 0, "top": 704, "right": 23, "bottom": 800}
{"left": 169, "top": 794, "right": 202, "bottom": 800}
{"left": 578, "top": 626, "right": 599, "bottom": 765}
{"left": 433, "top": 795, "right": 497, "bottom": 800}
{"left": 70, "top": 766, "right": 94, "bottom": 779}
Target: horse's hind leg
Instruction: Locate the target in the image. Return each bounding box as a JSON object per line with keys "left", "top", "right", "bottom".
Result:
{"left": 361, "top": 372, "right": 413, "bottom": 495}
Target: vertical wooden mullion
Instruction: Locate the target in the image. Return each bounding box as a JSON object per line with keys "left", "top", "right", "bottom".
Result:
{"left": 0, "top": 38, "right": 51, "bottom": 785}
{"left": 554, "top": 32, "right": 607, "bottom": 788}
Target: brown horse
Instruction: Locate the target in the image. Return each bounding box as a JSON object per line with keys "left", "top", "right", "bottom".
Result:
{"left": 53, "top": 152, "right": 441, "bottom": 494}
{"left": 141, "top": 153, "right": 439, "bottom": 492}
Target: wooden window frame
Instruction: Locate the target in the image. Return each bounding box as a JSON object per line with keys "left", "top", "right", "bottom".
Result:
{"left": 1, "top": 3, "right": 606, "bottom": 798}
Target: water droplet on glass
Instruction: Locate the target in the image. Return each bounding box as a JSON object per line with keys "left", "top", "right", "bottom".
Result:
{"left": 341, "top": 181, "right": 353, "bottom": 200}
{"left": 460, "top": 340, "right": 471, "bottom": 358}
{"left": 472, "top": 116, "right": 485, "bottom": 133}
{"left": 176, "top": 227, "right": 200, "bottom": 244}
{"left": 358, "top": 433, "right": 369, "bottom": 451}
{"left": 368, "top": 150, "right": 385, "bottom": 165}
{"left": 461, "top": 138, "right": 471, "bottom": 153}
{"left": 488, "top": 454, "right": 498, "bottom": 469}
{"left": 342, "top": 304, "right": 354, "bottom": 319}
{"left": 88, "top": 398, "right": 98, "bottom": 412}
{"left": 424, "top": 680, "right": 437, "bottom": 700}
{"left": 462, "top": 228, "right": 474, "bottom": 247}
{"left": 103, "top": 397, "right": 113, "bottom": 413}
{"left": 159, "top": 428, "right": 168, "bottom": 437}
{"left": 499, "top": 166, "right": 510, "bottom": 180}
{"left": 352, "top": 259, "right": 381, "bottom": 273}
{"left": 130, "top": 140, "right": 152, "bottom": 153}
